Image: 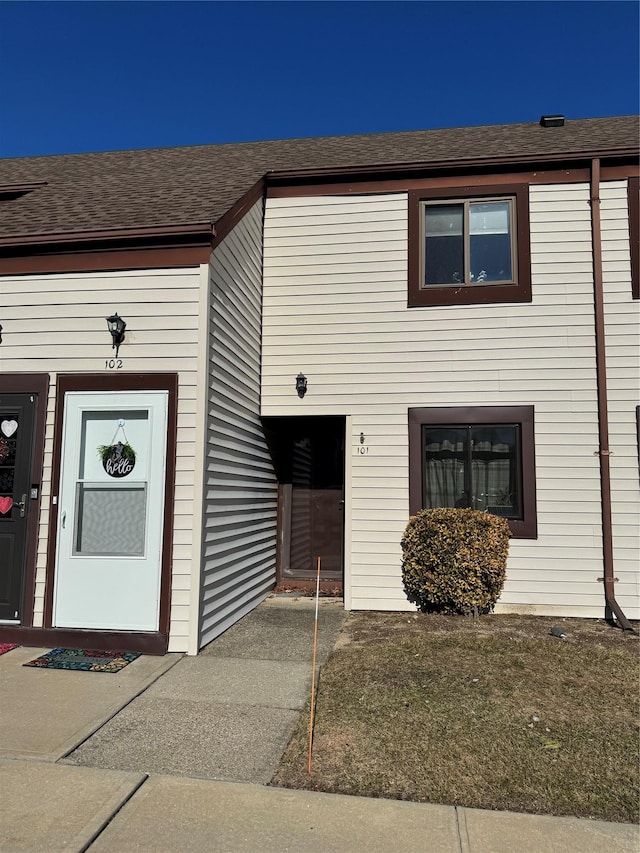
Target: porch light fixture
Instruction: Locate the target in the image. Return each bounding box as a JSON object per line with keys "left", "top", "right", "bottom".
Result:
{"left": 295, "top": 373, "right": 308, "bottom": 399}
{"left": 0, "top": 324, "right": 2, "bottom": 345}
{"left": 106, "top": 313, "right": 126, "bottom": 357}
{"left": 539, "top": 114, "right": 565, "bottom": 128}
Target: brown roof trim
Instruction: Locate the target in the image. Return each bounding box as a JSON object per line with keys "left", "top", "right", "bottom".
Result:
{"left": 0, "top": 245, "right": 211, "bottom": 276}
{"left": 0, "top": 221, "right": 214, "bottom": 248}
{"left": 212, "top": 177, "right": 265, "bottom": 249}
{"left": 268, "top": 168, "right": 591, "bottom": 199}
{"left": 0, "top": 221, "right": 215, "bottom": 274}
{"left": 267, "top": 164, "right": 639, "bottom": 201}
{"left": 266, "top": 147, "right": 639, "bottom": 184}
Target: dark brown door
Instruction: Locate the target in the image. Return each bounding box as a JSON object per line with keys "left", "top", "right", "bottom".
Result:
{"left": 265, "top": 417, "right": 345, "bottom": 583}
{"left": 0, "top": 394, "right": 37, "bottom": 621}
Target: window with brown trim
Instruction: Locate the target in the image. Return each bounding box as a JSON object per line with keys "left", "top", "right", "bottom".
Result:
{"left": 629, "top": 177, "right": 639, "bottom": 299}
{"left": 408, "top": 184, "right": 531, "bottom": 307}
{"left": 409, "top": 406, "right": 537, "bottom": 538}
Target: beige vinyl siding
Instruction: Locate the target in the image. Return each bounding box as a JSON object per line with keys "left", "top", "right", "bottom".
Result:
{"left": 601, "top": 180, "right": 640, "bottom": 619}
{"left": 261, "top": 186, "right": 627, "bottom": 618}
{"left": 199, "top": 199, "right": 278, "bottom": 649}
{"left": 0, "top": 267, "right": 202, "bottom": 648}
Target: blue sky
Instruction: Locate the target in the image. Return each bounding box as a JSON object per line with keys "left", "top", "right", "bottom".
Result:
{"left": 1, "top": 1, "right": 638, "bottom": 158}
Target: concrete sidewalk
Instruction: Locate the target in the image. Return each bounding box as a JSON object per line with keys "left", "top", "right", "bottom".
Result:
{"left": 1, "top": 760, "right": 637, "bottom": 853}
{"left": 0, "top": 598, "right": 637, "bottom": 852}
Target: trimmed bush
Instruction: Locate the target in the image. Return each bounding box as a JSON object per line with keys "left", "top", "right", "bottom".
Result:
{"left": 401, "top": 508, "right": 510, "bottom": 615}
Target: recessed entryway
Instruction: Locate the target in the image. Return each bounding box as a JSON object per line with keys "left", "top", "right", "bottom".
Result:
{"left": 263, "top": 416, "right": 345, "bottom": 590}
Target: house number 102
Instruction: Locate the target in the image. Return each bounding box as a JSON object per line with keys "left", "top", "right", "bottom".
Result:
{"left": 105, "top": 359, "right": 123, "bottom": 370}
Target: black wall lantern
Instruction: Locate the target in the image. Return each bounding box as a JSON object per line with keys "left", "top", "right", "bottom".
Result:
{"left": 295, "top": 372, "right": 308, "bottom": 399}
{"left": 0, "top": 324, "right": 3, "bottom": 345}
{"left": 106, "top": 313, "right": 126, "bottom": 357}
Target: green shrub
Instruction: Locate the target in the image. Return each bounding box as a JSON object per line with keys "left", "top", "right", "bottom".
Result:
{"left": 401, "top": 508, "right": 510, "bottom": 615}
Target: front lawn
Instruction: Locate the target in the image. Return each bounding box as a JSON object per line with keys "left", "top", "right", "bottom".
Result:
{"left": 273, "top": 612, "right": 639, "bottom": 824}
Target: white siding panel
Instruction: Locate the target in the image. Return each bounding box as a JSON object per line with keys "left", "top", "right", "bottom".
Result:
{"left": 601, "top": 181, "right": 640, "bottom": 618}
{"left": 0, "top": 267, "right": 202, "bottom": 645}
{"left": 199, "top": 199, "right": 278, "bottom": 648}
{"left": 261, "top": 185, "right": 635, "bottom": 618}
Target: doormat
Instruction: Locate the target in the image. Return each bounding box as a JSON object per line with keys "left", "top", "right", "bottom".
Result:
{"left": 0, "top": 643, "right": 19, "bottom": 656}
{"left": 23, "top": 648, "right": 141, "bottom": 673}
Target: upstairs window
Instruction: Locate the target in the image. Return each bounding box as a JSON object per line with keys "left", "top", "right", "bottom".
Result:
{"left": 408, "top": 184, "right": 531, "bottom": 307}
{"left": 424, "top": 198, "right": 514, "bottom": 286}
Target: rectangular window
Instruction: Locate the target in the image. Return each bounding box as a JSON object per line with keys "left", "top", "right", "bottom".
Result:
{"left": 408, "top": 183, "right": 531, "bottom": 307}
{"left": 422, "top": 424, "right": 522, "bottom": 518}
{"left": 409, "top": 406, "right": 537, "bottom": 538}
{"left": 424, "top": 198, "right": 514, "bottom": 287}
{"left": 74, "top": 484, "right": 147, "bottom": 556}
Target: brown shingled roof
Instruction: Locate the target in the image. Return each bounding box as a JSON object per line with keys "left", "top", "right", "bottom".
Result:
{"left": 0, "top": 116, "right": 637, "bottom": 239}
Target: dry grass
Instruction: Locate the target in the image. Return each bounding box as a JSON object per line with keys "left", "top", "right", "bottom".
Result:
{"left": 273, "top": 612, "right": 639, "bottom": 824}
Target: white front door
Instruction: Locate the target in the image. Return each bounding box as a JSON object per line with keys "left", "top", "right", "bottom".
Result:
{"left": 53, "top": 391, "right": 168, "bottom": 631}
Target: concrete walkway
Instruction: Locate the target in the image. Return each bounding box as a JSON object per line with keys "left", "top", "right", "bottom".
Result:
{"left": 64, "top": 597, "right": 347, "bottom": 782}
{"left": 0, "top": 644, "right": 178, "bottom": 763}
{"left": 1, "top": 598, "right": 637, "bottom": 852}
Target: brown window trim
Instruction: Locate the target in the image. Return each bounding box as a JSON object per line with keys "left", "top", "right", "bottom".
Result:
{"left": 408, "top": 183, "right": 531, "bottom": 308}
{"left": 409, "top": 405, "right": 537, "bottom": 539}
{"left": 629, "top": 177, "right": 639, "bottom": 299}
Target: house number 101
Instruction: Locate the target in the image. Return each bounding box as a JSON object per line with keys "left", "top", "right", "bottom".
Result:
{"left": 357, "top": 446, "right": 368, "bottom": 455}
{"left": 105, "top": 359, "right": 123, "bottom": 370}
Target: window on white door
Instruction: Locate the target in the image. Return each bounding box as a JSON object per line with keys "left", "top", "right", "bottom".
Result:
{"left": 73, "top": 409, "right": 149, "bottom": 557}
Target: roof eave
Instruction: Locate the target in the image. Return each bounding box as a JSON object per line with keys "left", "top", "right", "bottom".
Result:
{"left": 265, "top": 146, "right": 640, "bottom": 183}
{"left": 0, "top": 221, "right": 215, "bottom": 249}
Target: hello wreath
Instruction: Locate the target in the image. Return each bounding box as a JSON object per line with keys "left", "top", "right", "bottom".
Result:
{"left": 97, "top": 419, "right": 136, "bottom": 478}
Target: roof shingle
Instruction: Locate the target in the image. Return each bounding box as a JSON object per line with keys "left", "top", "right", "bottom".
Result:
{"left": 0, "top": 116, "right": 637, "bottom": 239}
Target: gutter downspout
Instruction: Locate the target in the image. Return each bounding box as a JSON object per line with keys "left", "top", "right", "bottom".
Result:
{"left": 590, "top": 157, "right": 635, "bottom": 632}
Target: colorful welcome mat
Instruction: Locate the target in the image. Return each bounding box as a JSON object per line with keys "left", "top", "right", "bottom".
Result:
{"left": 0, "top": 643, "right": 18, "bottom": 657}
{"left": 23, "top": 648, "right": 141, "bottom": 673}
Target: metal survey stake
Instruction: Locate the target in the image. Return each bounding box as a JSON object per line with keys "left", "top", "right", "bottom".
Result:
{"left": 307, "top": 556, "right": 321, "bottom": 774}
